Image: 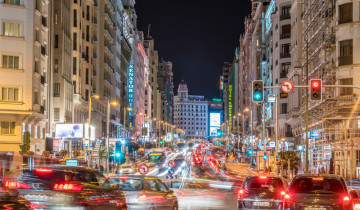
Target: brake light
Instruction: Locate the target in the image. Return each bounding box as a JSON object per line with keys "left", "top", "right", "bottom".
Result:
{"left": 119, "top": 176, "right": 128, "bottom": 180}
{"left": 281, "top": 191, "right": 286, "bottom": 196}
{"left": 312, "top": 177, "right": 324, "bottom": 181}
{"left": 35, "top": 168, "right": 53, "bottom": 176}
{"left": 344, "top": 196, "right": 350, "bottom": 201}
{"left": 5, "top": 181, "right": 30, "bottom": 189}
{"left": 239, "top": 189, "right": 244, "bottom": 194}
{"left": 53, "top": 183, "right": 83, "bottom": 191}
{"left": 137, "top": 194, "right": 147, "bottom": 200}
{"left": 354, "top": 203, "right": 360, "bottom": 210}
{"left": 259, "top": 176, "right": 267, "bottom": 179}
{"left": 284, "top": 194, "right": 290, "bottom": 199}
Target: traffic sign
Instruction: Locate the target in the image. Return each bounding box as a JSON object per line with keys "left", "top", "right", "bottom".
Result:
{"left": 138, "top": 164, "right": 149, "bottom": 175}
{"left": 168, "top": 160, "right": 175, "bottom": 168}
{"left": 275, "top": 152, "right": 280, "bottom": 163}
{"left": 168, "top": 168, "right": 175, "bottom": 175}
{"left": 280, "top": 80, "right": 294, "bottom": 94}
{"left": 166, "top": 174, "right": 174, "bottom": 180}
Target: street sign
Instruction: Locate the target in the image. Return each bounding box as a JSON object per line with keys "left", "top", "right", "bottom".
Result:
{"left": 275, "top": 152, "right": 280, "bottom": 163}
{"left": 138, "top": 164, "right": 149, "bottom": 175}
{"left": 280, "top": 80, "right": 294, "bottom": 94}
{"left": 168, "top": 168, "right": 175, "bottom": 175}
{"left": 168, "top": 160, "right": 175, "bottom": 168}
{"left": 166, "top": 174, "right": 175, "bottom": 180}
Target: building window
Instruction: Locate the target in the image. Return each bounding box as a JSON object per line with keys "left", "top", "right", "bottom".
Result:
{"left": 86, "top": 25, "right": 89, "bottom": 41}
{"left": 73, "top": 81, "right": 76, "bottom": 94}
{"left": 2, "top": 55, "right": 19, "bottom": 69}
{"left": 55, "top": 35, "right": 59, "bottom": 48}
{"left": 281, "top": 103, "right": 288, "bottom": 114}
{"left": 339, "top": 40, "right": 353, "bottom": 66}
{"left": 86, "top": 6, "right": 90, "bottom": 20}
{"left": 73, "top": 57, "right": 77, "bottom": 74}
{"left": 54, "top": 108, "right": 60, "bottom": 121}
{"left": 280, "top": 44, "right": 291, "bottom": 58}
{"left": 340, "top": 78, "right": 353, "bottom": 96}
{"left": 86, "top": 68, "right": 89, "bottom": 84}
{"left": 54, "top": 59, "right": 58, "bottom": 73}
{"left": 4, "top": 0, "right": 21, "bottom": 5}
{"left": 3, "top": 22, "right": 20, "bottom": 37}
{"left": 280, "top": 24, "right": 291, "bottom": 39}
{"left": 339, "top": 3, "right": 352, "bottom": 24}
{"left": 73, "top": 33, "right": 77, "bottom": 50}
{"left": 2, "top": 87, "right": 18, "bottom": 101}
{"left": 54, "top": 83, "right": 60, "bottom": 97}
{"left": 280, "top": 63, "right": 291, "bottom": 78}
{"left": 280, "top": 5, "right": 291, "bottom": 20}
{"left": 0, "top": 121, "right": 15, "bottom": 135}
{"left": 73, "top": 9, "right": 77, "bottom": 27}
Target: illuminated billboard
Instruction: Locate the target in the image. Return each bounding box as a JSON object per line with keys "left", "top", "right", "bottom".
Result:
{"left": 210, "top": 112, "right": 221, "bottom": 137}
{"left": 55, "top": 124, "right": 95, "bottom": 140}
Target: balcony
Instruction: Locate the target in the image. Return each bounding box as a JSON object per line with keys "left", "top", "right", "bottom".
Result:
{"left": 280, "top": 13, "right": 291, "bottom": 21}
{"left": 104, "top": 75, "right": 112, "bottom": 86}
{"left": 339, "top": 18, "right": 352, "bottom": 25}
{"left": 104, "top": 26, "right": 113, "bottom": 42}
{"left": 104, "top": 43, "right": 113, "bottom": 56}
{"left": 40, "top": 105, "right": 45, "bottom": 114}
{"left": 280, "top": 33, "right": 290, "bottom": 39}
{"left": 280, "top": 52, "right": 290, "bottom": 59}
{"left": 41, "top": 16, "right": 48, "bottom": 30}
{"left": 104, "top": 8, "right": 115, "bottom": 27}
{"left": 339, "top": 56, "right": 353, "bottom": 66}
{"left": 104, "top": 59, "right": 114, "bottom": 73}
{"left": 40, "top": 75, "right": 45, "bottom": 85}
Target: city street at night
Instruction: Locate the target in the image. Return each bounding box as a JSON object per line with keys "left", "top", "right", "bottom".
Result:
{"left": 1, "top": 0, "right": 360, "bottom": 209}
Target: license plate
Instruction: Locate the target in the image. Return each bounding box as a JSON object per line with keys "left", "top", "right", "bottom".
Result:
{"left": 304, "top": 208, "right": 326, "bottom": 210}
{"left": 253, "top": 202, "right": 270, "bottom": 206}
{"left": 23, "top": 194, "right": 50, "bottom": 201}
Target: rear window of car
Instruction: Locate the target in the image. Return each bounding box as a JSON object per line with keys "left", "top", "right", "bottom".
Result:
{"left": 289, "top": 177, "right": 346, "bottom": 194}
{"left": 18, "top": 168, "right": 110, "bottom": 189}
{"left": 244, "top": 177, "right": 284, "bottom": 190}
{"left": 110, "top": 178, "right": 143, "bottom": 191}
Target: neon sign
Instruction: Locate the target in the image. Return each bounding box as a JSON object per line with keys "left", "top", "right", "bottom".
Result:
{"left": 228, "top": 85, "right": 233, "bottom": 126}
{"left": 138, "top": 43, "right": 146, "bottom": 60}
{"left": 128, "top": 64, "right": 134, "bottom": 117}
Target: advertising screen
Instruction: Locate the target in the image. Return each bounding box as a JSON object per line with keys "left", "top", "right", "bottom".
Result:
{"left": 210, "top": 113, "right": 221, "bottom": 127}
{"left": 55, "top": 124, "right": 95, "bottom": 140}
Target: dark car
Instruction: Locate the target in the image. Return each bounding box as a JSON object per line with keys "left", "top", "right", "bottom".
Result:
{"left": 284, "top": 174, "right": 351, "bottom": 210}
{"left": 108, "top": 175, "right": 178, "bottom": 210}
{"left": 238, "top": 176, "right": 288, "bottom": 209}
{"left": 4, "top": 166, "right": 127, "bottom": 209}
{"left": 0, "top": 187, "right": 32, "bottom": 209}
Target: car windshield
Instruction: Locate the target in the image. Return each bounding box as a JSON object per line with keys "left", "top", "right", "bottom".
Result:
{"left": 290, "top": 177, "right": 346, "bottom": 194}
{"left": 245, "top": 177, "right": 283, "bottom": 190}
{"left": 122, "top": 165, "right": 132, "bottom": 169}
{"left": 110, "top": 178, "right": 143, "bottom": 191}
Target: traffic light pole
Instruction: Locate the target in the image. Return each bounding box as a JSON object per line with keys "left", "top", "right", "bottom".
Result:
{"left": 263, "top": 103, "right": 266, "bottom": 172}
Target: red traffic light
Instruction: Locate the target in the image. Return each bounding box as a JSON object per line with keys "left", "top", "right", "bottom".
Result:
{"left": 311, "top": 80, "right": 320, "bottom": 89}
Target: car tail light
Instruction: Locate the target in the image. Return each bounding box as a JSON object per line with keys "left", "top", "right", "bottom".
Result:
{"left": 119, "top": 176, "right": 128, "bottom": 180}
{"left": 284, "top": 194, "right": 290, "bottom": 199}
{"left": 283, "top": 194, "right": 291, "bottom": 208}
{"left": 238, "top": 189, "right": 245, "bottom": 198}
{"left": 281, "top": 191, "right": 286, "bottom": 196}
{"left": 354, "top": 203, "right": 360, "bottom": 210}
{"left": 344, "top": 196, "right": 350, "bottom": 201}
{"left": 53, "top": 183, "right": 83, "bottom": 191}
{"left": 5, "top": 181, "right": 30, "bottom": 189}
{"left": 259, "top": 176, "right": 267, "bottom": 179}
{"left": 34, "top": 168, "right": 53, "bottom": 176}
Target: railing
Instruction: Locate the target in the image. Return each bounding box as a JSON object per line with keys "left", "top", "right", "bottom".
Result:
{"left": 280, "top": 33, "right": 290, "bottom": 39}
{"left": 41, "top": 16, "right": 47, "bottom": 28}
{"left": 104, "top": 75, "right": 112, "bottom": 85}
{"left": 339, "top": 56, "right": 353, "bottom": 66}
{"left": 280, "top": 71, "right": 288, "bottom": 78}
{"left": 280, "top": 13, "right": 291, "bottom": 20}
{"left": 339, "top": 18, "right": 352, "bottom": 25}
{"left": 280, "top": 52, "right": 290, "bottom": 58}
{"left": 40, "top": 105, "right": 45, "bottom": 114}
{"left": 41, "top": 75, "right": 45, "bottom": 84}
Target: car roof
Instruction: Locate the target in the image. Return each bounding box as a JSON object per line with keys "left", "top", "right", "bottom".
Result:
{"left": 25, "top": 165, "right": 94, "bottom": 171}
{"left": 293, "top": 174, "right": 343, "bottom": 179}
{"left": 108, "top": 175, "right": 158, "bottom": 179}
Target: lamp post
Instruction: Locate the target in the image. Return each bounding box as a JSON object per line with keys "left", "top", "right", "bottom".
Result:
{"left": 152, "top": 118, "right": 157, "bottom": 147}
{"left": 123, "top": 107, "right": 131, "bottom": 139}
{"left": 237, "top": 113, "right": 241, "bottom": 153}
{"left": 106, "top": 100, "right": 118, "bottom": 176}
{"left": 87, "top": 94, "right": 99, "bottom": 168}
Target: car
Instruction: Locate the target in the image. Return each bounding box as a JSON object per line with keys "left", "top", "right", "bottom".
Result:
{"left": 108, "top": 175, "right": 178, "bottom": 210}
{"left": 238, "top": 175, "right": 288, "bottom": 209}
{"left": 0, "top": 187, "right": 32, "bottom": 209}
{"left": 176, "top": 180, "right": 236, "bottom": 209}
{"left": 349, "top": 189, "right": 360, "bottom": 210}
{"left": 4, "top": 166, "right": 127, "bottom": 209}
{"left": 120, "top": 164, "right": 135, "bottom": 174}
{"left": 284, "top": 174, "right": 352, "bottom": 210}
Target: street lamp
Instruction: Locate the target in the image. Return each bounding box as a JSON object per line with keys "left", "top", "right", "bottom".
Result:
{"left": 107, "top": 100, "right": 118, "bottom": 176}
{"left": 87, "top": 94, "right": 99, "bottom": 167}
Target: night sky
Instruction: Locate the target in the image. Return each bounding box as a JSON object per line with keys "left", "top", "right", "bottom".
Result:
{"left": 135, "top": 0, "right": 252, "bottom": 99}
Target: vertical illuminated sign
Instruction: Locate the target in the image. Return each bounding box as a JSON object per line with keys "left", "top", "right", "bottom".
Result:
{"left": 128, "top": 64, "right": 134, "bottom": 118}
{"left": 220, "top": 76, "right": 224, "bottom": 90}
{"left": 228, "top": 85, "right": 233, "bottom": 126}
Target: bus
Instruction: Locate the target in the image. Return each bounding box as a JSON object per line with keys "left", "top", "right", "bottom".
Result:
{"left": 147, "top": 148, "right": 168, "bottom": 166}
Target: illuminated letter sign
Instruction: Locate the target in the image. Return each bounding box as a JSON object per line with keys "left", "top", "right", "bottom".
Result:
{"left": 228, "top": 85, "right": 233, "bottom": 126}
{"left": 128, "top": 64, "right": 134, "bottom": 116}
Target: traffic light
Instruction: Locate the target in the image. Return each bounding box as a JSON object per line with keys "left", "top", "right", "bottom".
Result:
{"left": 263, "top": 154, "right": 268, "bottom": 160}
{"left": 159, "top": 140, "right": 163, "bottom": 145}
{"left": 115, "top": 141, "right": 122, "bottom": 161}
{"left": 248, "top": 150, "right": 253, "bottom": 155}
{"left": 252, "top": 80, "right": 264, "bottom": 102}
{"left": 310, "top": 79, "right": 322, "bottom": 101}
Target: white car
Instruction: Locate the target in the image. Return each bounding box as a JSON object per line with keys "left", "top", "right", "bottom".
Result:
{"left": 119, "top": 164, "right": 134, "bottom": 174}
